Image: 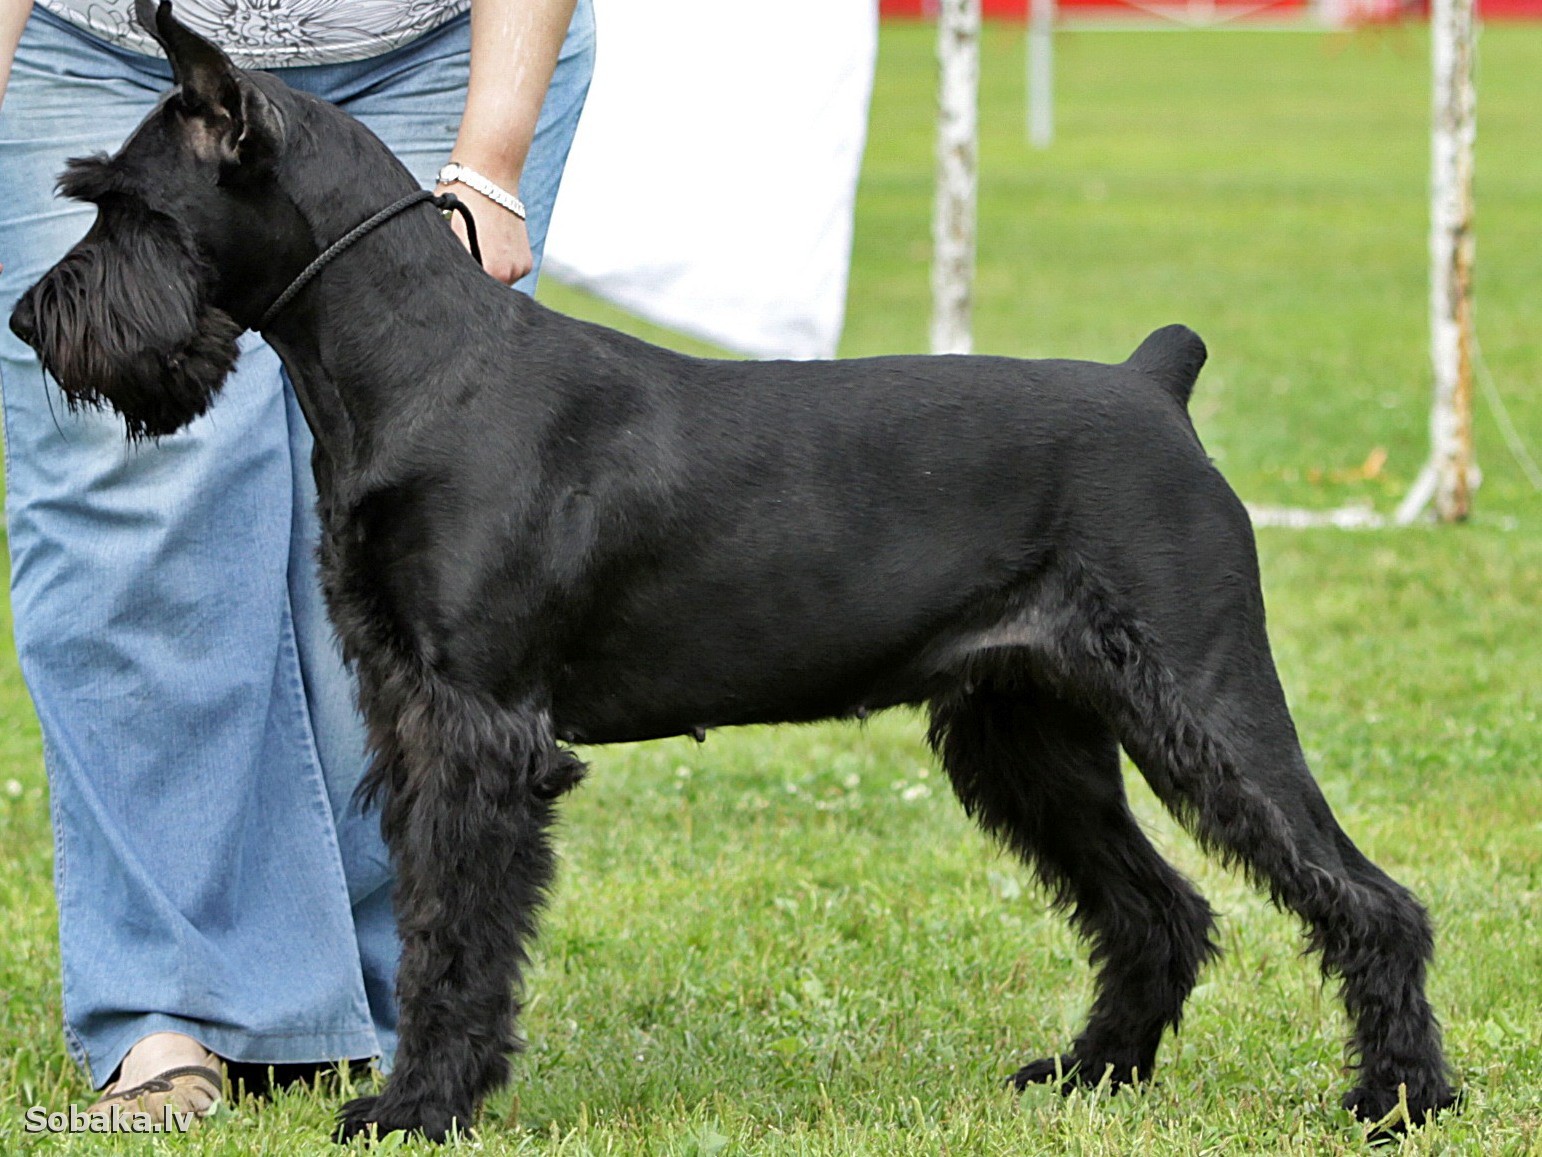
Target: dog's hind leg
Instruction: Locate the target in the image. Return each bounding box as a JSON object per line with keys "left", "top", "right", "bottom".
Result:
{"left": 930, "top": 681, "right": 1218, "bottom": 1092}
{"left": 335, "top": 672, "right": 584, "bottom": 1143}
{"left": 1033, "top": 505, "right": 1454, "bottom": 1131}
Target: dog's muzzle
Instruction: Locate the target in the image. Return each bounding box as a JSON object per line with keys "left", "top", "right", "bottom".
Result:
{"left": 8, "top": 291, "right": 38, "bottom": 348}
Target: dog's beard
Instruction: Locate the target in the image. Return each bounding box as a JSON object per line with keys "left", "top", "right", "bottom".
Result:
{"left": 22, "top": 213, "right": 243, "bottom": 440}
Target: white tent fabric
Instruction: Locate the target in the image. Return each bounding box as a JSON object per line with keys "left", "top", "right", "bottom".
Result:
{"left": 542, "top": 0, "right": 879, "bottom": 360}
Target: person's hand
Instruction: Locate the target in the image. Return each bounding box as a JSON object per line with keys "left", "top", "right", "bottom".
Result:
{"left": 439, "top": 182, "right": 533, "bottom": 287}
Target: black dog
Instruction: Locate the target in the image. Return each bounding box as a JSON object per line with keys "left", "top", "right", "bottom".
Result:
{"left": 10, "top": 1, "right": 1455, "bottom": 1142}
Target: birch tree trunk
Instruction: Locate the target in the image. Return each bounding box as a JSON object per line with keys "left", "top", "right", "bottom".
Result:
{"left": 1398, "top": 0, "right": 1478, "bottom": 524}
{"left": 1028, "top": 0, "right": 1055, "bottom": 148}
{"left": 931, "top": 0, "right": 980, "bottom": 356}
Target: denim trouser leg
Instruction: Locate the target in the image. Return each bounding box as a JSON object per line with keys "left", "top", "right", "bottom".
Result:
{"left": 0, "top": 5, "right": 593, "bottom": 1088}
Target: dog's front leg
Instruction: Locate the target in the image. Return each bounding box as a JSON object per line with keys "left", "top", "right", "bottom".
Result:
{"left": 335, "top": 681, "right": 583, "bottom": 1144}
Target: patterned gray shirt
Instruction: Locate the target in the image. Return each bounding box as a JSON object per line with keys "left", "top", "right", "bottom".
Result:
{"left": 37, "top": 1, "right": 471, "bottom": 68}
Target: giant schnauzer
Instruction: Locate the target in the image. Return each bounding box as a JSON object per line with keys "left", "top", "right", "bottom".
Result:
{"left": 10, "top": 1, "right": 1455, "bottom": 1143}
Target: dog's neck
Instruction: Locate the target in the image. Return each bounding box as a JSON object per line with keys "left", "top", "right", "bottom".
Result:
{"left": 257, "top": 113, "right": 528, "bottom": 491}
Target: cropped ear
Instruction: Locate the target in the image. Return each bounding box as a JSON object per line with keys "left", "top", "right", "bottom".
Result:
{"left": 134, "top": 0, "right": 285, "bottom": 176}
{"left": 228, "top": 75, "right": 286, "bottom": 175}
{"left": 136, "top": 0, "right": 233, "bottom": 108}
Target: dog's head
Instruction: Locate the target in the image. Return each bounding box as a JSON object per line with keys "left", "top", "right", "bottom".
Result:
{"left": 7, "top": 0, "right": 310, "bottom": 438}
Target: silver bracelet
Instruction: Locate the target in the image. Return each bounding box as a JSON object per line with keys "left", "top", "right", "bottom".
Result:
{"left": 435, "top": 162, "right": 527, "bottom": 221}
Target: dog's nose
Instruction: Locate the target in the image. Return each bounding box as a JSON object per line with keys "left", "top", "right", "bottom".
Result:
{"left": 9, "top": 290, "right": 38, "bottom": 347}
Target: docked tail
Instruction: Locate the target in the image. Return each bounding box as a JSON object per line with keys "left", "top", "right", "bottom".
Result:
{"left": 1125, "top": 324, "right": 1207, "bottom": 407}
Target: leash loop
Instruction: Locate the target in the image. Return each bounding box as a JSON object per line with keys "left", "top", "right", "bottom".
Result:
{"left": 433, "top": 191, "right": 482, "bottom": 267}
{"left": 258, "top": 189, "right": 483, "bottom": 331}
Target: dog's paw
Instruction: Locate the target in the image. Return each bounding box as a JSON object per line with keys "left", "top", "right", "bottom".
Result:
{"left": 1343, "top": 1081, "right": 1459, "bottom": 1140}
{"left": 1008, "top": 1053, "right": 1145, "bottom": 1094}
{"left": 1009, "top": 1053, "right": 1082, "bottom": 1092}
{"left": 333, "top": 1094, "right": 469, "bottom": 1145}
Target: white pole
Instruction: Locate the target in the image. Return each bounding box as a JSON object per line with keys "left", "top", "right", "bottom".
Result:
{"left": 931, "top": 0, "right": 980, "bottom": 356}
{"left": 1397, "top": 0, "right": 1478, "bottom": 524}
{"left": 1028, "top": 0, "right": 1055, "bottom": 148}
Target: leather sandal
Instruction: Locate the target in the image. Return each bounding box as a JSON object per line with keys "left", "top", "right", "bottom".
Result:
{"left": 85, "top": 1064, "right": 223, "bottom": 1130}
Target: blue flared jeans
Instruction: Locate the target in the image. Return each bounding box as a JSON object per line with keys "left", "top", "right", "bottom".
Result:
{"left": 0, "top": 3, "right": 593, "bottom": 1087}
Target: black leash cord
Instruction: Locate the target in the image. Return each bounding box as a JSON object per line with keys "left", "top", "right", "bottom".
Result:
{"left": 258, "top": 189, "right": 483, "bottom": 331}
{"left": 438, "top": 191, "right": 482, "bottom": 267}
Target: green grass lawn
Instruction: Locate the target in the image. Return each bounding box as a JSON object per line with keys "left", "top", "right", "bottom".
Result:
{"left": 2, "top": 22, "right": 1539, "bottom": 1156}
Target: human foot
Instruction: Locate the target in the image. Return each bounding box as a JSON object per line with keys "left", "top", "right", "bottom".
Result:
{"left": 87, "top": 1032, "right": 222, "bottom": 1129}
